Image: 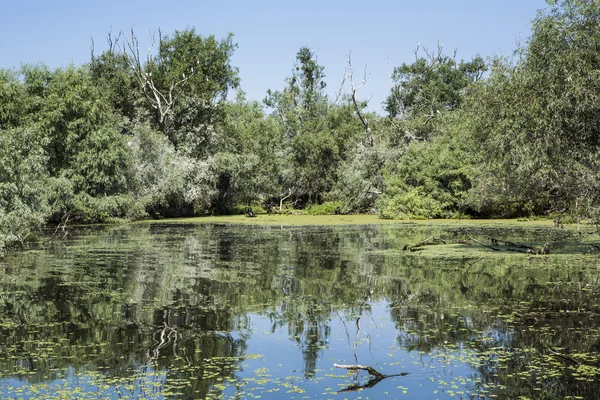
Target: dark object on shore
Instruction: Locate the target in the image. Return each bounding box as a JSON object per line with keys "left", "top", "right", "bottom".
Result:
{"left": 245, "top": 206, "right": 256, "bottom": 218}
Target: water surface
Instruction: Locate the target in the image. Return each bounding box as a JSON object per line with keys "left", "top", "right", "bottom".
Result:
{"left": 0, "top": 222, "right": 599, "bottom": 399}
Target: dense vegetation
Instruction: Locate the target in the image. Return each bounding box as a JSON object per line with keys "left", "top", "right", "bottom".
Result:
{"left": 2, "top": 0, "right": 600, "bottom": 251}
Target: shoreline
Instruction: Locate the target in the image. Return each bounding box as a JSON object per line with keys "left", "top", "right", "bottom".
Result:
{"left": 133, "top": 214, "right": 561, "bottom": 227}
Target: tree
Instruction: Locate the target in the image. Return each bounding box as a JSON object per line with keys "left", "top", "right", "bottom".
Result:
{"left": 467, "top": 0, "right": 600, "bottom": 216}
{"left": 379, "top": 110, "right": 476, "bottom": 218}
{"left": 385, "top": 44, "right": 486, "bottom": 140}
{"left": 0, "top": 128, "right": 49, "bottom": 251}
{"left": 210, "top": 96, "right": 284, "bottom": 213}
{"left": 265, "top": 46, "right": 328, "bottom": 139}
{"left": 265, "top": 47, "right": 364, "bottom": 205}
{"left": 90, "top": 32, "right": 139, "bottom": 125}
{"left": 123, "top": 28, "right": 239, "bottom": 151}
{"left": 0, "top": 69, "right": 26, "bottom": 129}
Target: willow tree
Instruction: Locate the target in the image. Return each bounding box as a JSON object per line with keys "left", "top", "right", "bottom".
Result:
{"left": 468, "top": 0, "right": 600, "bottom": 216}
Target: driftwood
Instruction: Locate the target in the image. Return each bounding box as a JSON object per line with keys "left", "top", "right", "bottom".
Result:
{"left": 402, "top": 230, "right": 551, "bottom": 255}
{"left": 334, "top": 363, "right": 386, "bottom": 379}
{"left": 463, "top": 231, "right": 500, "bottom": 251}
{"left": 403, "top": 236, "right": 446, "bottom": 251}
{"left": 333, "top": 363, "right": 407, "bottom": 393}
{"left": 463, "top": 230, "right": 550, "bottom": 254}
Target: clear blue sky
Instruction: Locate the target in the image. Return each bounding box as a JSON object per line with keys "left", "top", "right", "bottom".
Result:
{"left": 1, "top": 0, "right": 547, "bottom": 113}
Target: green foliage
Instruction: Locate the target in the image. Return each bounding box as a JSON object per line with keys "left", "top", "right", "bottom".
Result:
{"left": 148, "top": 29, "right": 239, "bottom": 146}
{"left": 230, "top": 204, "right": 267, "bottom": 215}
{"left": 380, "top": 112, "right": 476, "bottom": 218}
{"left": 0, "top": 128, "right": 49, "bottom": 250}
{"left": 305, "top": 201, "right": 347, "bottom": 215}
{"left": 0, "top": 69, "right": 26, "bottom": 128}
{"left": 210, "top": 97, "right": 284, "bottom": 212}
{"left": 265, "top": 49, "right": 365, "bottom": 205}
{"left": 265, "top": 46, "right": 328, "bottom": 137}
{"left": 329, "top": 141, "right": 387, "bottom": 212}
{"left": 385, "top": 46, "right": 486, "bottom": 139}
{"left": 127, "top": 122, "right": 217, "bottom": 217}
{"left": 5, "top": 14, "right": 600, "bottom": 250}
{"left": 90, "top": 47, "right": 139, "bottom": 123}
{"left": 70, "top": 193, "right": 142, "bottom": 223}
{"left": 154, "top": 29, "right": 239, "bottom": 108}
{"left": 465, "top": 0, "right": 600, "bottom": 216}
{"left": 24, "top": 65, "right": 131, "bottom": 197}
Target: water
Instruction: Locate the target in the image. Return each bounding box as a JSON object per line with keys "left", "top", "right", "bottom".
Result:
{"left": 0, "top": 222, "right": 599, "bottom": 399}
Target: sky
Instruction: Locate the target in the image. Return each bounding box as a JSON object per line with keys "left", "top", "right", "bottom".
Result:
{"left": 1, "top": 0, "right": 547, "bottom": 113}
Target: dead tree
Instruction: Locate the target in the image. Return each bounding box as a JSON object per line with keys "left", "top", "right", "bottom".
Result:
{"left": 386, "top": 55, "right": 417, "bottom": 144}
{"left": 90, "top": 29, "right": 123, "bottom": 68}
{"left": 280, "top": 188, "right": 292, "bottom": 211}
{"left": 121, "top": 28, "right": 197, "bottom": 129}
{"left": 346, "top": 53, "right": 373, "bottom": 146}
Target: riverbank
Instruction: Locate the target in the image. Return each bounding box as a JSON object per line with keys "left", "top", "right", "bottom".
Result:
{"left": 135, "top": 214, "right": 562, "bottom": 227}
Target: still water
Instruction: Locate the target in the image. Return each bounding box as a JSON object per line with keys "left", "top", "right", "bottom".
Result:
{"left": 0, "top": 222, "right": 599, "bottom": 399}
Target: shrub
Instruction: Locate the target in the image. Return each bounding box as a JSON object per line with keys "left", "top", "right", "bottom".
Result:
{"left": 305, "top": 201, "right": 347, "bottom": 215}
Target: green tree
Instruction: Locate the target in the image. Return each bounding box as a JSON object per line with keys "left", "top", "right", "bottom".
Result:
{"left": 90, "top": 35, "right": 139, "bottom": 125}
{"left": 0, "top": 128, "right": 49, "bottom": 251}
{"left": 211, "top": 96, "right": 284, "bottom": 213}
{"left": 266, "top": 47, "right": 363, "bottom": 205}
{"left": 0, "top": 69, "right": 26, "bottom": 129}
{"left": 380, "top": 111, "right": 476, "bottom": 218}
{"left": 386, "top": 45, "right": 486, "bottom": 140}
{"left": 265, "top": 46, "right": 328, "bottom": 139}
{"left": 467, "top": 0, "right": 600, "bottom": 216}
{"left": 19, "top": 65, "right": 134, "bottom": 222}
{"left": 124, "top": 28, "right": 239, "bottom": 152}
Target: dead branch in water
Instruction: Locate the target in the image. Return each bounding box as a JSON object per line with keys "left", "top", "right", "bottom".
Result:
{"left": 463, "top": 231, "right": 500, "bottom": 251}
{"left": 334, "top": 363, "right": 386, "bottom": 379}
{"left": 333, "top": 363, "right": 408, "bottom": 393}
{"left": 403, "top": 236, "right": 446, "bottom": 251}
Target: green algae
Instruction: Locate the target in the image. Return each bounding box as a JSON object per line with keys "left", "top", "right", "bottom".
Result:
{"left": 135, "top": 213, "right": 563, "bottom": 227}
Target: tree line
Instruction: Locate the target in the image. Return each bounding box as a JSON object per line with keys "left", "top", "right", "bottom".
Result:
{"left": 1, "top": 0, "right": 599, "bottom": 251}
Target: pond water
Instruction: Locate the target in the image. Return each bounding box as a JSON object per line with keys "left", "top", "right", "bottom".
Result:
{"left": 0, "top": 222, "right": 599, "bottom": 399}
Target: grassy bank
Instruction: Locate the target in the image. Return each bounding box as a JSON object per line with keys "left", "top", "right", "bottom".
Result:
{"left": 135, "top": 214, "right": 560, "bottom": 227}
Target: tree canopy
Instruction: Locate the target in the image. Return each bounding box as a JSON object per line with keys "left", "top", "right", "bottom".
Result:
{"left": 3, "top": 1, "right": 600, "bottom": 250}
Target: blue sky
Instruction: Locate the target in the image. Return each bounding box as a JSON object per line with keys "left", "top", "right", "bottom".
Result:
{"left": 1, "top": 0, "right": 547, "bottom": 113}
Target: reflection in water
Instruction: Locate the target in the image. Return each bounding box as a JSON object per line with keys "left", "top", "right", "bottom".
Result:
{"left": 0, "top": 223, "right": 599, "bottom": 398}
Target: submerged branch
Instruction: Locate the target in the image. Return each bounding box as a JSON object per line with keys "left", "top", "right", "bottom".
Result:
{"left": 403, "top": 236, "right": 446, "bottom": 251}
{"left": 463, "top": 231, "right": 501, "bottom": 251}
{"left": 334, "top": 363, "right": 408, "bottom": 393}
{"left": 334, "top": 363, "right": 385, "bottom": 379}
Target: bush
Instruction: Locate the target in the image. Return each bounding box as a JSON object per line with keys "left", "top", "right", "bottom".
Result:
{"left": 305, "top": 201, "right": 347, "bottom": 215}
{"left": 71, "top": 193, "right": 142, "bottom": 223}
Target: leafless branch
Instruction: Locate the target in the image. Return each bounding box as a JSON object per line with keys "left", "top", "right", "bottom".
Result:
{"left": 121, "top": 28, "right": 197, "bottom": 128}
{"left": 347, "top": 52, "right": 372, "bottom": 146}
{"left": 280, "top": 188, "right": 292, "bottom": 211}
{"left": 333, "top": 65, "right": 347, "bottom": 105}
{"left": 423, "top": 40, "right": 444, "bottom": 64}
{"left": 90, "top": 37, "right": 95, "bottom": 67}
{"left": 334, "top": 363, "right": 385, "bottom": 379}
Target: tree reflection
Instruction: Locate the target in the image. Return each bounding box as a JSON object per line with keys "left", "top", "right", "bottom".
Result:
{"left": 0, "top": 223, "right": 599, "bottom": 397}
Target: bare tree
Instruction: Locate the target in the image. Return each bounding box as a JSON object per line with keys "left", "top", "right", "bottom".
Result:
{"left": 345, "top": 52, "right": 373, "bottom": 146}
{"left": 90, "top": 29, "right": 123, "bottom": 68}
{"left": 121, "top": 28, "right": 197, "bottom": 129}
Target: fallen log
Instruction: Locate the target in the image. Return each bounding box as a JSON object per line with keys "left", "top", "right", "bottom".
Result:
{"left": 464, "top": 232, "right": 500, "bottom": 251}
